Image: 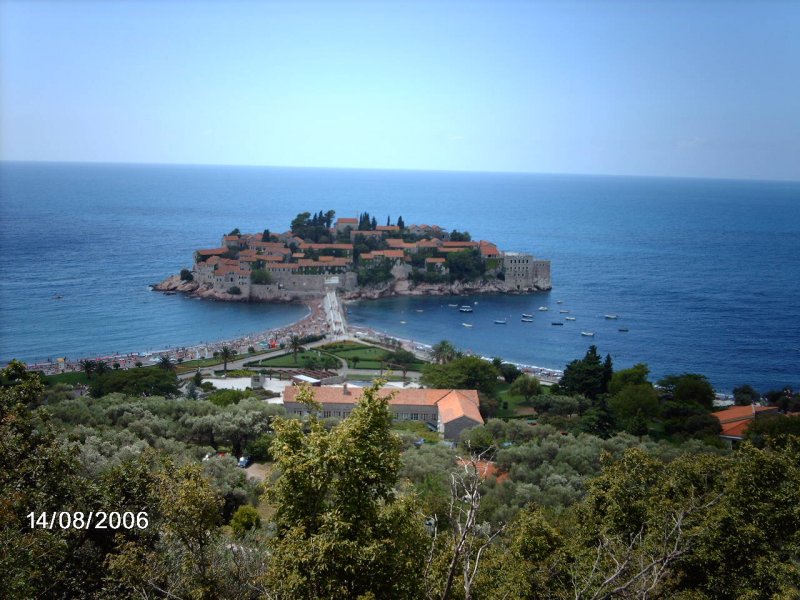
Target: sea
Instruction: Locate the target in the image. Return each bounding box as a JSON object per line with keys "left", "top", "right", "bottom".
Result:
{"left": 1, "top": 162, "right": 798, "bottom": 393}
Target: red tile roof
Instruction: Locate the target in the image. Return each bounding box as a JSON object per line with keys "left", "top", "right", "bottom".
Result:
{"left": 711, "top": 405, "right": 781, "bottom": 439}
{"left": 197, "top": 247, "right": 229, "bottom": 256}
{"left": 284, "top": 387, "right": 482, "bottom": 426}
{"left": 425, "top": 257, "right": 446, "bottom": 263}
{"left": 377, "top": 225, "right": 400, "bottom": 231}
{"left": 337, "top": 217, "right": 358, "bottom": 224}
{"left": 712, "top": 405, "right": 779, "bottom": 422}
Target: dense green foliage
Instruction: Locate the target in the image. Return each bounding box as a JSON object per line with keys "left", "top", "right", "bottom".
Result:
{"left": 89, "top": 366, "right": 180, "bottom": 398}
{"left": 250, "top": 268, "right": 273, "bottom": 284}
{"left": 4, "top": 357, "right": 800, "bottom": 599}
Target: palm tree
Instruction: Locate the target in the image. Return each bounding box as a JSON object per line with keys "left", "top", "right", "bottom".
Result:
{"left": 158, "top": 355, "right": 176, "bottom": 371}
{"left": 79, "top": 359, "right": 96, "bottom": 379}
{"left": 220, "top": 346, "right": 234, "bottom": 374}
{"left": 351, "top": 355, "right": 361, "bottom": 370}
{"left": 94, "top": 360, "right": 110, "bottom": 376}
{"left": 289, "top": 336, "right": 303, "bottom": 365}
{"left": 431, "top": 340, "right": 457, "bottom": 364}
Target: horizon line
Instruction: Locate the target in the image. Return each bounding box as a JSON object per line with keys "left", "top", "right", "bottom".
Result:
{"left": 2, "top": 158, "right": 798, "bottom": 185}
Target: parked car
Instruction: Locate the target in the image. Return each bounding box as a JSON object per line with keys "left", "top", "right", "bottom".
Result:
{"left": 237, "top": 455, "right": 252, "bottom": 468}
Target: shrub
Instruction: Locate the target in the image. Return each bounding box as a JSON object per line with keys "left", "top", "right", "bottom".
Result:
{"left": 180, "top": 268, "right": 194, "bottom": 281}
{"left": 228, "top": 286, "right": 242, "bottom": 295}
{"left": 230, "top": 505, "right": 261, "bottom": 537}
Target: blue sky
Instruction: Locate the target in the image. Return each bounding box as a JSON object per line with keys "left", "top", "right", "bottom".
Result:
{"left": 1, "top": 1, "right": 798, "bottom": 180}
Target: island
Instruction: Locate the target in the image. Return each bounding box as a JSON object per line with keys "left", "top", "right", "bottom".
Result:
{"left": 154, "top": 210, "right": 551, "bottom": 302}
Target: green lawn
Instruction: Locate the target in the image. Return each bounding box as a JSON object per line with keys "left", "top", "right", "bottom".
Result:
{"left": 44, "top": 371, "right": 91, "bottom": 386}
{"left": 246, "top": 350, "right": 340, "bottom": 369}
{"left": 319, "top": 341, "right": 427, "bottom": 371}
{"left": 495, "top": 381, "right": 540, "bottom": 419}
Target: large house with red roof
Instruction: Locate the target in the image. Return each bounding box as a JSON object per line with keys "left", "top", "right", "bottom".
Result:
{"left": 283, "top": 384, "right": 484, "bottom": 440}
{"left": 711, "top": 404, "right": 781, "bottom": 444}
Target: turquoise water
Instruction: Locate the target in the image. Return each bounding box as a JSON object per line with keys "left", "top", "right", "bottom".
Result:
{"left": 1, "top": 162, "right": 799, "bottom": 391}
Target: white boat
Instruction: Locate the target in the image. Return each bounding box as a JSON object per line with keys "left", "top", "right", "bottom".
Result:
{"left": 462, "top": 323, "right": 473, "bottom": 328}
{"left": 565, "top": 316, "right": 576, "bottom": 321}
{"left": 521, "top": 318, "right": 534, "bottom": 323}
{"left": 448, "top": 303, "right": 458, "bottom": 307}
{"left": 494, "top": 319, "right": 507, "bottom": 325}
{"left": 416, "top": 309, "right": 424, "bottom": 313}
{"left": 538, "top": 306, "right": 548, "bottom": 311}
{"left": 604, "top": 314, "right": 618, "bottom": 320}
{"left": 581, "top": 331, "right": 595, "bottom": 337}
{"left": 459, "top": 306, "right": 473, "bottom": 313}
{"left": 400, "top": 320, "right": 407, "bottom": 324}
{"left": 521, "top": 313, "right": 534, "bottom": 318}
{"left": 556, "top": 300, "right": 563, "bottom": 304}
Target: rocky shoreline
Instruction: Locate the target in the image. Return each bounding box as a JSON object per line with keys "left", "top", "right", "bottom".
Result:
{"left": 340, "top": 278, "right": 547, "bottom": 300}
{"left": 154, "top": 273, "right": 548, "bottom": 304}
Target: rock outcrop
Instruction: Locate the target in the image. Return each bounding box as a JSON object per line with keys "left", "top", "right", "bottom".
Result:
{"left": 152, "top": 275, "right": 249, "bottom": 302}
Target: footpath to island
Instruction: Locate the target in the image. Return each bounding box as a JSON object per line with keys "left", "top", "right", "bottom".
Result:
{"left": 24, "top": 290, "right": 565, "bottom": 385}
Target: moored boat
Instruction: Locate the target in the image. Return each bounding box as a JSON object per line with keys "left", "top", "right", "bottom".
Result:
{"left": 521, "top": 318, "right": 534, "bottom": 323}
{"left": 618, "top": 328, "right": 629, "bottom": 332}
{"left": 559, "top": 310, "right": 570, "bottom": 314}
{"left": 604, "top": 314, "right": 618, "bottom": 320}
{"left": 459, "top": 306, "right": 473, "bottom": 313}
{"left": 581, "top": 331, "right": 595, "bottom": 337}
{"left": 522, "top": 313, "right": 534, "bottom": 318}
{"left": 538, "top": 306, "right": 548, "bottom": 311}
{"left": 462, "top": 323, "right": 473, "bottom": 328}
{"left": 551, "top": 322, "right": 564, "bottom": 326}
{"left": 564, "top": 316, "right": 576, "bottom": 321}
{"left": 494, "top": 319, "right": 507, "bottom": 325}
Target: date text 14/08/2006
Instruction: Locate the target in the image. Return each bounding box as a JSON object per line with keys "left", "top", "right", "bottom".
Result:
{"left": 28, "top": 511, "right": 149, "bottom": 530}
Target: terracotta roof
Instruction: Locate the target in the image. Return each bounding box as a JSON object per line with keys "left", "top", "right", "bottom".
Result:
{"left": 377, "top": 225, "right": 400, "bottom": 231}
{"left": 437, "top": 390, "right": 483, "bottom": 423}
{"left": 425, "top": 257, "right": 446, "bottom": 263}
{"left": 720, "top": 420, "right": 752, "bottom": 438}
{"left": 196, "top": 247, "right": 229, "bottom": 256}
{"left": 387, "top": 239, "right": 415, "bottom": 248}
{"left": 456, "top": 459, "right": 509, "bottom": 483}
{"left": 479, "top": 241, "right": 500, "bottom": 256}
{"left": 711, "top": 405, "right": 780, "bottom": 439}
{"left": 375, "top": 250, "right": 405, "bottom": 258}
{"left": 418, "top": 239, "right": 443, "bottom": 248}
{"left": 712, "top": 405, "right": 779, "bottom": 422}
{"left": 337, "top": 217, "right": 358, "bottom": 224}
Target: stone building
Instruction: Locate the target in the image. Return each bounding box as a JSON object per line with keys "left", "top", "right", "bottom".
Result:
{"left": 503, "top": 252, "right": 551, "bottom": 291}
